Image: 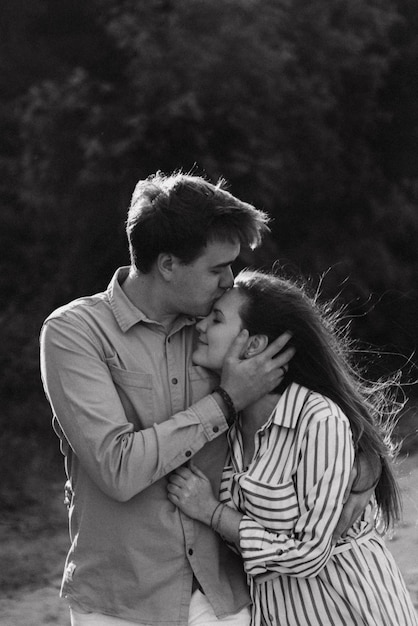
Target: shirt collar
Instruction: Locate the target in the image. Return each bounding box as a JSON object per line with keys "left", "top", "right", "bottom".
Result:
{"left": 107, "top": 267, "right": 196, "bottom": 334}
{"left": 263, "top": 382, "right": 312, "bottom": 430}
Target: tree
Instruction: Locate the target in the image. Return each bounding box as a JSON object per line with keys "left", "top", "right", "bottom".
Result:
{"left": 1, "top": 0, "right": 417, "bottom": 469}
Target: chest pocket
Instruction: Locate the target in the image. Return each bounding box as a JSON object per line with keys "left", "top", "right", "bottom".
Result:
{"left": 235, "top": 475, "right": 299, "bottom": 533}
{"left": 107, "top": 364, "right": 154, "bottom": 429}
{"left": 188, "top": 365, "right": 219, "bottom": 404}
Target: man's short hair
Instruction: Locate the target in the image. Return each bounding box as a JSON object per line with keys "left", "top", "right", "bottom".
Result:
{"left": 126, "top": 171, "right": 270, "bottom": 273}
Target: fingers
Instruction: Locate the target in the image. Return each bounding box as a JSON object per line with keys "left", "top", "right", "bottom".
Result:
{"left": 166, "top": 482, "right": 181, "bottom": 506}
{"left": 167, "top": 467, "right": 190, "bottom": 489}
{"left": 333, "top": 491, "right": 370, "bottom": 542}
{"left": 188, "top": 462, "right": 207, "bottom": 479}
{"left": 251, "top": 334, "right": 295, "bottom": 378}
{"left": 225, "top": 329, "right": 249, "bottom": 359}
{"left": 333, "top": 503, "right": 360, "bottom": 541}
{"left": 260, "top": 331, "right": 293, "bottom": 359}
{"left": 272, "top": 344, "right": 296, "bottom": 366}
{"left": 332, "top": 510, "right": 349, "bottom": 543}
{"left": 171, "top": 465, "right": 192, "bottom": 480}
{"left": 331, "top": 516, "right": 350, "bottom": 545}
{"left": 263, "top": 346, "right": 295, "bottom": 389}
{"left": 167, "top": 474, "right": 184, "bottom": 489}
{"left": 167, "top": 473, "right": 190, "bottom": 501}
{"left": 168, "top": 464, "right": 207, "bottom": 491}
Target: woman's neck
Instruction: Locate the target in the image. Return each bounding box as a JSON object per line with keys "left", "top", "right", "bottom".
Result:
{"left": 240, "top": 393, "right": 281, "bottom": 434}
{"left": 238, "top": 394, "right": 280, "bottom": 470}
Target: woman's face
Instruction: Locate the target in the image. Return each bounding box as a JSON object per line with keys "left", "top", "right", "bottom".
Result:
{"left": 192, "top": 287, "right": 246, "bottom": 372}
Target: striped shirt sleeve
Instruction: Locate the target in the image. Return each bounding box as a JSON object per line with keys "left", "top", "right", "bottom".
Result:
{"left": 239, "top": 401, "right": 354, "bottom": 580}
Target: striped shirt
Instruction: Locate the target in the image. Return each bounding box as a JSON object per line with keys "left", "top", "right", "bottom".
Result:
{"left": 220, "top": 383, "right": 418, "bottom": 625}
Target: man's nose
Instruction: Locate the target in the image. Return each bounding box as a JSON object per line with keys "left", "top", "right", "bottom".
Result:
{"left": 220, "top": 266, "right": 234, "bottom": 289}
{"left": 196, "top": 317, "right": 207, "bottom": 332}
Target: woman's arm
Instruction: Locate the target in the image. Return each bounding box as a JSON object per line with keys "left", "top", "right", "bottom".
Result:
{"left": 167, "top": 463, "right": 242, "bottom": 543}
{"left": 238, "top": 411, "right": 354, "bottom": 580}
{"left": 169, "top": 407, "right": 357, "bottom": 580}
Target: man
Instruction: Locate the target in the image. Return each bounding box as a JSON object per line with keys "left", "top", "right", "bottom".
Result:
{"left": 40, "top": 172, "right": 374, "bottom": 625}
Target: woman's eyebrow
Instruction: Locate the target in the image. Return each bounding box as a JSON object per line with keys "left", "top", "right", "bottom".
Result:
{"left": 212, "top": 307, "right": 225, "bottom": 319}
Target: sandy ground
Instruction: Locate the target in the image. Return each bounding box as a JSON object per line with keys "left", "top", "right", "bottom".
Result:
{"left": 0, "top": 454, "right": 417, "bottom": 626}
{"left": 385, "top": 451, "right": 418, "bottom": 614}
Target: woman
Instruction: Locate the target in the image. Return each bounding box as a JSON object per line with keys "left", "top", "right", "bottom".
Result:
{"left": 167, "top": 270, "right": 417, "bottom": 626}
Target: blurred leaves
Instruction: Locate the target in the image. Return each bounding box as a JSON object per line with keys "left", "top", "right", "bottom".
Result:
{"left": 0, "top": 0, "right": 417, "bottom": 458}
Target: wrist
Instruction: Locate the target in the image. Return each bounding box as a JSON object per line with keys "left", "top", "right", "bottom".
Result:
{"left": 210, "top": 501, "right": 226, "bottom": 534}
{"left": 212, "top": 386, "right": 238, "bottom": 425}
{"left": 195, "top": 499, "right": 220, "bottom": 527}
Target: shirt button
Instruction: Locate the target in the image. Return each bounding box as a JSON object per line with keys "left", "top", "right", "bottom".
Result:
{"left": 188, "top": 548, "right": 194, "bottom": 555}
{"left": 213, "top": 426, "right": 219, "bottom": 433}
{"left": 185, "top": 450, "right": 192, "bottom": 458}
{"left": 171, "top": 377, "right": 178, "bottom": 384}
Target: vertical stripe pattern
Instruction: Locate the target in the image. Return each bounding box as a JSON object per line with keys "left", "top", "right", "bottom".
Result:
{"left": 220, "top": 383, "right": 418, "bottom": 625}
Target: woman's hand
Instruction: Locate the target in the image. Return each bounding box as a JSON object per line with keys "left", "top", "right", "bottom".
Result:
{"left": 332, "top": 451, "right": 380, "bottom": 542}
{"left": 167, "top": 462, "right": 219, "bottom": 525}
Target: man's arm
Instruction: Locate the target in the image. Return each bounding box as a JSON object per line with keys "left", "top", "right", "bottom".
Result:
{"left": 40, "top": 316, "right": 228, "bottom": 501}
{"left": 332, "top": 450, "right": 382, "bottom": 541}
{"left": 41, "top": 319, "right": 293, "bottom": 501}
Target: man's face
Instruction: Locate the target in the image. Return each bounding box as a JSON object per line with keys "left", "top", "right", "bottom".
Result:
{"left": 171, "top": 239, "right": 240, "bottom": 317}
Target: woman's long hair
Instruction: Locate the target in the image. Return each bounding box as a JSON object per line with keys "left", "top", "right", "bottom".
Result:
{"left": 235, "top": 269, "right": 402, "bottom": 531}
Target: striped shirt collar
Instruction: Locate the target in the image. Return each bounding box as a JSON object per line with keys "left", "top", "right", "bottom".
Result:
{"left": 263, "top": 382, "right": 312, "bottom": 431}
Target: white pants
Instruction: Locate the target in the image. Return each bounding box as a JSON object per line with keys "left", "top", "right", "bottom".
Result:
{"left": 70, "top": 591, "right": 251, "bottom": 626}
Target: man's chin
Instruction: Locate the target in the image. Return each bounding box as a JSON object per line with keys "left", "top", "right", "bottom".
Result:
{"left": 194, "top": 305, "right": 212, "bottom": 318}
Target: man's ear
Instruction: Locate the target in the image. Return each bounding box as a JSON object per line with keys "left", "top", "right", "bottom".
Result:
{"left": 157, "top": 253, "right": 175, "bottom": 282}
{"left": 244, "top": 334, "right": 269, "bottom": 358}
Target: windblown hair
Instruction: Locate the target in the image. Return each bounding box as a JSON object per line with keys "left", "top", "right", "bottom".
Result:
{"left": 235, "top": 269, "right": 402, "bottom": 532}
{"left": 126, "top": 171, "right": 269, "bottom": 273}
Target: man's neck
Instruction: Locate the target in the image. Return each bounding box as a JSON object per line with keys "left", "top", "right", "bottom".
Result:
{"left": 121, "top": 267, "right": 180, "bottom": 331}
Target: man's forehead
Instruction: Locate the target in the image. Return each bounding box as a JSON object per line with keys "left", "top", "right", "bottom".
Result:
{"left": 200, "top": 238, "right": 241, "bottom": 263}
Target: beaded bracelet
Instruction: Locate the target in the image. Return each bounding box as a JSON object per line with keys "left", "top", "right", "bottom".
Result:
{"left": 213, "top": 386, "right": 237, "bottom": 426}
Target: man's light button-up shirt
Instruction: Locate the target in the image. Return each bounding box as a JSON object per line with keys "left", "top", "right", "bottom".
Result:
{"left": 40, "top": 267, "right": 250, "bottom": 624}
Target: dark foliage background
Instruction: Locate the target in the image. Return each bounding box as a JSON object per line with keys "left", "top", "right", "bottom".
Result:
{"left": 1, "top": 0, "right": 417, "bottom": 506}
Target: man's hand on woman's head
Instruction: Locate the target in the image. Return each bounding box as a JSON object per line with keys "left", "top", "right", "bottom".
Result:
{"left": 220, "top": 330, "right": 295, "bottom": 412}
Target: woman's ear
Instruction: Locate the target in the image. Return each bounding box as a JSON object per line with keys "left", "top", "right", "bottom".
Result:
{"left": 244, "top": 334, "right": 269, "bottom": 358}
